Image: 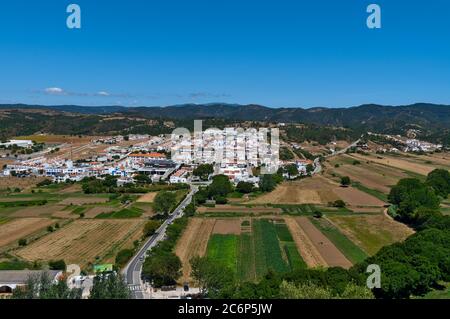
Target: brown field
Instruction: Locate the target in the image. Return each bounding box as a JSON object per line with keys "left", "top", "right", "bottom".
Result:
{"left": 294, "top": 217, "right": 352, "bottom": 269}
{"left": 0, "top": 176, "right": 48, "bottom": 191}
{"left": 328, "top": 214, "right": 414, "bottom": 255}
{"left": 60, "top": 197, "right": 109, "bottom": 205}
{"left": 284, "top": 217, "right": 327, "bottom": 268}
{"left": 212, "top": 219, "right": 242, "bottom": 235}
{"left": 83, "top": 206, "right": 116, "bottom": 218}
{"left": 136, "top": 192, "right": 157, "bottom": 203}
{"left": 0, "top": 218, "right": 54, "bottom": 247}
{"left": 197, "top": 205, "right": 282, "bottom": 215}
{"left": 329, "top": 160, "right": 403, "bottom": 193}
{"left": 349, "top": 153, "right": 434, "bottom": 176}
{"left": 175, "top": 218, "right": 216, "bottom": 283}
{"left": 333, "top": 186, "right": 386, "bottom": 206}
{"left": 248, "top": 176, "right": 340, "bottom": 205}
{"left": 15, "top": 219, "right": 144, "bottom": 268}
{"left": 11, "top": 204, "right": 66, "bottom": 218}
{"left": 14, "top": 134, "right": 95, "bottom": 144}
{"left": 56, "top": 184, "right": 83, "bottom": 194}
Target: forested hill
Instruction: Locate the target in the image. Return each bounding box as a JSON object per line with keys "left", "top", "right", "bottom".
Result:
{"left": 1, "top": 103, "right": 450, "bottom": 144}
{"left": 2, "top": 102, "right": 450, "bottom": 128}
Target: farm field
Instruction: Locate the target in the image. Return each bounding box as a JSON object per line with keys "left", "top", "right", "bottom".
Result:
{"left": 309, "top": 217, "right": 368, "bottom": 264}
{"left": 332, "top": 186, "right": 385, "bottom": 207}
{"left": 248, "top": 176, "right": 341, "bottom": 205}
{"left": 348, "top": 153, "right": 435, "bottom": 176}
{"left": 293, "top": 217, "right": 352, "bottom": 268}
{"left": 197, "top": 205, "right": 282, "bottom": 215}
{"left": 0, "top": 218, "right": 54, "bottom": 248}
{"left": 328, "top": 214, "right": 414, "bottom": 255}
{"left": 326, "top": 155, "right": 408, "bottom": 193}
{"left": 15, "top": 219, "right": 144, "bottom": 269}
{"left": 136, "top": 192, "right": 157, "bottom": 203}
{"left": 175, "top": 218, "right": 216, "bottom": 283}
{"left": 177, "top": 218, "right": 307, "bottom": 283}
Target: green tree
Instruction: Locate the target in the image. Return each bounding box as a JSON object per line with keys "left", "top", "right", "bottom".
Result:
{"left": 89, "top": 272, "right": 131, "bottom": 299}
{"left": 142, "top": 251, "right": 182, "bottom": 287}
{"left": 193, "top": 164, "right": 214, "bottom": 180}
{"left": 259, "top": 174, "right": 277, "bottom": 192}
{"left": 285, "top": 164, "right": 299, "bottom": 178}
{"left": 426, "top": 169, "right": 450, "bottom": 198}
{"left": 236, "top": 181, "right": 254, "bottom": 194}
{"left": 143, "top": 220, "right": 162, "bottom": 237}
{"left": 208, "top": 175, "right": 233, "bottom": 198}
{"left": 340, "top": 176, "right": 351, "bottom": 187}
{"left": 48, "top": 260, "right": 66, "bottom": 271}
{"left": 184, "top": 203, "right": 197, "bottom": 217}
{"left": 190, "top": 256, "right": 235, "bottom": 298}
{"left": 115, "top": 249, "right": 135, "bottom": 268}
{"left": 12, "top": 272, "right": 82, "bottom": 299}
{"left": 153, "top": 191, "right": 177, "bottom": 215}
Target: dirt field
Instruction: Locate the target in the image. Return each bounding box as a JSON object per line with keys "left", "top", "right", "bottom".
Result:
{"left": 11, "top": 204, "right": 66, "bottom": 218}
{"left": 329, "top": 162, "right": 402, "bottom": 193}
{"left": 175, "top": 218, "right": 216, "bottom": 283}
{"left": 248, "top": 176, "right": 340, "bottom": 205}
{"left": 60, "top": 197, "right": 109, "bottom": 205}
{"left": 83, "top": 206, "right": 116, "bottom": 218}
{"left": 333, "top": 187, "right": 386, "bottom": 206}
{"left": 212, "top": 219, "right": 242, "bottom": 235}
{"left": 294, "top": 217, "right": 352, "bottom": 269}
{"left": 349, "top": 153, "right": 434, "bottom": 176}
{"left": 16, "top": 219, "right": 144, "bottom": 268}
{"left": 136, "top": 192, "right": 157, "bottom": 203}
{"left": 328, "top": 214, "right": 414, "bottom": 255}
{"left": 0, "top": 176, "right": 47, "bottom": 191}
{"left": 0, "top": 218, "right": 54, "bottom": 247}
{"left": 197, "top": 205, "right": 282, "bottom": 215}
{"left": 284, "top": 217, "right": 327, "bottom": 268}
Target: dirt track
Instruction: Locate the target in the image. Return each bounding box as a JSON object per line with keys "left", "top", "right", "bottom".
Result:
{"left": 295, "top": 217, "right": 352, "bottom": 269}
{"left": 284, "top": 217, "right": 327, "bottom": 268}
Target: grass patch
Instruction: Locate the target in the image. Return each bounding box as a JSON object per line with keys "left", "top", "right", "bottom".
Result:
{"left": 284, "top": 243, "right": 307, "bottom": 270}
{"left": 207, "top": 234, "right": 238, "bottom": 273}
{"left": 352, "top": 182, "right": 388, "bottom": 202}
{"left": 0, "top": 259, "right": 34, "bottom": 270}
{"left": 310, "top": 217, "right": 368, "bottom": 263}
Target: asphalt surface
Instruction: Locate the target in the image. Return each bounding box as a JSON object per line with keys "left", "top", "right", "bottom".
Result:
{"left": 122, "top": 185, "right": 198, "bottom": 299}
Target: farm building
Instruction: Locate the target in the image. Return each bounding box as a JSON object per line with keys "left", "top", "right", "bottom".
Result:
{"left": 0, "top": 270, "right": 63, "bottom": 294}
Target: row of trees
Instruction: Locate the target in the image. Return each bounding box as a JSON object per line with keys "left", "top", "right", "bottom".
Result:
{"left": 12, "top": 272, "right": 130, "bottom": 299}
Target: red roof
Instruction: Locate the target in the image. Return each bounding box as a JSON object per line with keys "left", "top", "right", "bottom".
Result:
{"left": 130, "top": 152, "right": 166, "bottom": 159}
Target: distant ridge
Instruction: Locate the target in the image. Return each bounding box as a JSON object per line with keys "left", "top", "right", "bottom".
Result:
{"left": 1, "top": 102, "right": 450, "bottom": 130}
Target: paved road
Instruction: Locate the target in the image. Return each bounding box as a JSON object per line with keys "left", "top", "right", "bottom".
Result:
{"left": 122, "top": 185, "right": 198, "bottom": 299}
{"left": 312, "top": 138, "right": 361, "bottom": 175}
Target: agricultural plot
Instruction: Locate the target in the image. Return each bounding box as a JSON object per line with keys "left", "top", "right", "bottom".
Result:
{"left": 248, "top": 176, "right": 341, "bottom": 205}
{"left": 175, "top": 218, "right": 216, "bottom": 283}
{"left": 197, "top": 205, "right": 282, "bottom": 215}
{"left": 294, "top": 217, "right": 352, "bottom": 268}
{"left": 328, "top": 214, "right": 414, "bottom": 255}
{"left": 349, "top": 153, "right": 435, "bottom": 176}
{"left": 0, "top": 218, "right": 54, "bottom": 248}
{"left": 15, "top": 219, "right": 144, "bottom": 268}
{"left": 332, "top": 186, "right": 386, "bottom": 207}
{"left": 136, "top": 192, "right": 157, "bottom": 203}
{"left": 203, "top": 218, "right": 306, "bottom": 282}
{"left": 309, "top": 217, "right": 368, "bottom": 264}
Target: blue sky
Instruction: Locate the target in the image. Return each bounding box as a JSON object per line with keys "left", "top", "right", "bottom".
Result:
{"left": 0, "top": 0, "right": 449, "bottom": 108}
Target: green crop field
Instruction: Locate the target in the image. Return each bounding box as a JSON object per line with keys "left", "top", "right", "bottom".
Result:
{"left": 206, "top": 234, "right": 238, "bottom": 273}
{"left": 205, "top": 219, "right": 306, "bottom": 282}
{"left": 310, "top": 217, "right": 368, "bottom": 264}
